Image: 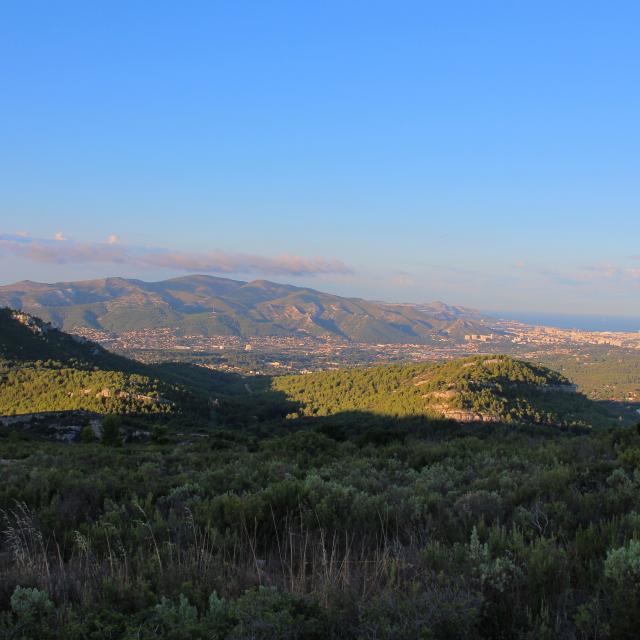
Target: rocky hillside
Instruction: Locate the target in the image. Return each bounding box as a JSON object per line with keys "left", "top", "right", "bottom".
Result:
{"left": 0, "top": 275, "right": 494, "bottom": 344}
{"left": 272, "top": 355, "right": 619, "bottom": 428}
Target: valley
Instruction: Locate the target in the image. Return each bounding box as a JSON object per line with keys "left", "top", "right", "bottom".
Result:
{"left": 2, "top": 294, "right": 640, "bottom": 639}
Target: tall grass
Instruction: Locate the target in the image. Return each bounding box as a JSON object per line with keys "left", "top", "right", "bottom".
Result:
{"left": 1, "top": 501, "right": 425, "bottom": 610}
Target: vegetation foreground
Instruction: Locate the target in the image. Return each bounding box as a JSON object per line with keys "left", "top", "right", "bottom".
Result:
{"left": 1, "top": 419, "right": 640, "bottom": 639}
{"left": 2, "top": 309, "right": 640, "bottom": 638}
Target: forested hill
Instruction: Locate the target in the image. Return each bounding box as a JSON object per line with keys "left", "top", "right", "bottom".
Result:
{"left": 273, "top": 355, "right": 620, "bottom": 428}
{"left": 0, "top": 308, "right": 207, "bottom": 417}
{"left": 0, "top": 275, "right": 493, "bottom": 343}
{"left": 1, "top": 307, "right": 136, "bottom": 368}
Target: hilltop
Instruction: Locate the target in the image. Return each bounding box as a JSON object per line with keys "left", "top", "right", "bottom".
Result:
{"left": 0, "top": 275, "right": 493, "bottom": 344}
{"left": 0, "top": 307, "right": 208, "bottom": 418}
{"left": 273, "top": 355, "right": 619, "bottom": 428}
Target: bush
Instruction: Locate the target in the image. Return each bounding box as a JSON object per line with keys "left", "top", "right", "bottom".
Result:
{"left": 604, "top": 539, "right": 640, "bottom": 584}
{"left": 101, "top": 414, "right": 122, "bottom": 446}
{"left": 10, "top": 586, "right": 54, "bottom": 620}
{"left": 151, "top": 424, "right": 170, "bottom": 444}
{"left": 230, "top": 587, "right": 329, "bottom": 640}
{"left": 5, "top": 586, "right": 56, "bottom": 638}
{"left": 79, "top": 425, "right": 97, "bottom": 443}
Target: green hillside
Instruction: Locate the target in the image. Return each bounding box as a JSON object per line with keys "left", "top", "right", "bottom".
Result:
{"left": 272, "top": 355, "right": 620, "bottom": 428}
{"left": 0, "top": 308, "right": 207, "bottom": 417}
{"left": 537, "top": 351, "right": 640, "bottom": 402}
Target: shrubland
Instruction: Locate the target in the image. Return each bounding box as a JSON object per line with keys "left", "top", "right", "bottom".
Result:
{"left": 1, "top": 418, "right": 640, "bottom": 638}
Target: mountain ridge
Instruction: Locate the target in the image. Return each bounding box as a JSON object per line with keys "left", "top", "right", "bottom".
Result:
{"left": 0, "top": 275, "right": 494, "bottom": 344}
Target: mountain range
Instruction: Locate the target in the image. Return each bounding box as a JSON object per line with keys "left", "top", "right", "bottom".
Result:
{"left": 0, "top": 275, "right": 494, "bottom": 344}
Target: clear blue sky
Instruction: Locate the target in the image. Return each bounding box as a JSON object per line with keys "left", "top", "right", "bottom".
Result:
{"left": 1, "top": 1, "right": 639, "bottom": 314}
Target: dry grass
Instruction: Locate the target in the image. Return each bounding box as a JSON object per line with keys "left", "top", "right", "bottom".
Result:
{"left": 1, "top": 502, "right": 424, "bottom": 609}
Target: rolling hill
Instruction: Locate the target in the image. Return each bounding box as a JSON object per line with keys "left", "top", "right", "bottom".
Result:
{"left": 272, "top": 355, "right": 620, "bottom": 428}
{"left": 0, "top": 307, "right": 208, "bottom": 418}
{"left": 0, "top": 275, "right": 494, "bottom": 343}
{"left": 0, "top": 308, "right": 625, "bottom": 430}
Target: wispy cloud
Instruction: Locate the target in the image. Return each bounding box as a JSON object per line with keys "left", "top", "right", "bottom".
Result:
{"left": 509, "top": 261, "right": 640, "bottom": 288}
{"left": 388, "top": 270, "right": 414, "bottom": 288}
{"left": 580, "top": 264, "right": 620, "bottom": 279}
{"left": 0, "top": 233, "right": 353, "bottom": 277}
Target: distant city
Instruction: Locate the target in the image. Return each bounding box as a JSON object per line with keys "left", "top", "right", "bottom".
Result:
{"left": 70, "top": 316, "right": 640, "bottom": 378}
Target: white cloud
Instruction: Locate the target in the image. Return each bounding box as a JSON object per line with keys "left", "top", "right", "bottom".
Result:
{"left": 0, "top": 232, "right": 353, "bottom": 277}
{"left": 389, "top": 271, "right": 414, "bottom": 288}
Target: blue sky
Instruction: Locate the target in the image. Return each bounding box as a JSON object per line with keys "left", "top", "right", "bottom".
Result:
{"left": 1, "top": 1, "right": 639, "bottom": 314}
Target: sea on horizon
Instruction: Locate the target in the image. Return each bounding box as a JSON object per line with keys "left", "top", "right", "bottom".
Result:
{"left": 486, "top": 311, "right": 640, "bottom": 333}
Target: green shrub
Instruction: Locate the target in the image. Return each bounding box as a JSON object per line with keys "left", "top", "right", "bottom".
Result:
{"left": 79, "top": 425, "right": 97, "bottom": 443}
{"left": 101, "top": 414, "right": 122, "bottom": 446}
